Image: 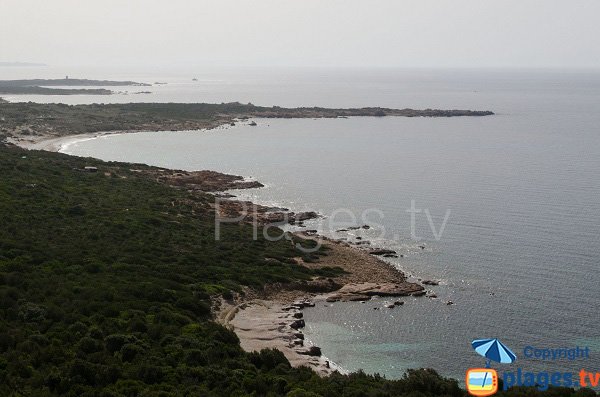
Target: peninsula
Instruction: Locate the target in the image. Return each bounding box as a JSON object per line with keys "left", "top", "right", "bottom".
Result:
{"left": 0, "top": 78, "right": 150, "bottom": 96}
{"left": 0, "top": 100, "right": 493, "bottom": 144}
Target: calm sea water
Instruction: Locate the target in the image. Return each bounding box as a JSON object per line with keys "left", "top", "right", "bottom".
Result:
{"left": 11, "top": 67, "right": 600, "bottom": 380}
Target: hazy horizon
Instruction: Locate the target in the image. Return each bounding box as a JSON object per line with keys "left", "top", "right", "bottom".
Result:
{"left": 2, "top": 0, "right": 600, "bottom": 70}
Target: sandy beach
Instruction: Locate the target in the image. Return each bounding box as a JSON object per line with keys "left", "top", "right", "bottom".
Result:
{"left": 215, "top": 235, "right": 425, "bottom": 375}
{"left": 8, "top": 131, "right": 124, "bottom": 152}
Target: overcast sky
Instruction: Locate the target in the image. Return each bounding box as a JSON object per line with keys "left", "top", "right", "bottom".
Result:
{"left": 2, "top": 0, "right": 599, "bottom": 69}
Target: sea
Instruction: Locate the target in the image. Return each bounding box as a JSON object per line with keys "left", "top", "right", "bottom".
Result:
{"left": 3, "top": 65, "right": 600, "bottom": 382}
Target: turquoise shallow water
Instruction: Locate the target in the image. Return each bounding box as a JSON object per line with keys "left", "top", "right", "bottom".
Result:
{"left": 54, "top": 68, "right": 600, "bottom": 381}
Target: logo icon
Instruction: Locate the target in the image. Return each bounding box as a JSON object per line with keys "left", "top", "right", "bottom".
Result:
{"left": 466, "top": 368, "right": 498, "bottom": 396}
{"left": 467, "top": 338, "right": 516, "bottom": 396}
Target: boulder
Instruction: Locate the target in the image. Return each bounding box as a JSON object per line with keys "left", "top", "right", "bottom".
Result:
{"left": 290, "top": 319, "right": 305, "bottom": 329}
{"left": 298, "top": 346, "right": 322, "bottom": 356}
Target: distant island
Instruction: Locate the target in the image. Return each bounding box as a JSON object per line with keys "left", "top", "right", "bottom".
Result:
{"left": 0, "top": 78, "right": 150, "bottom": 96}
{"left": 0, "top": 61, "right": 47, "bottom": 67}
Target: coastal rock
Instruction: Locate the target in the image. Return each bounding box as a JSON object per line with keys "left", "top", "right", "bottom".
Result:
{"left": 292, "top": 312, "right": 303, "bottom": 319}
{"left": 293, "top": 211, "right": 319, "bottom": 222}
{"left": 369, "top": 249, "right": 397, "bottom": 256}
{"left": 264, "top": 211, "right": 319, "bottom": 225}
{"left": 164, "top": 170, "right": 264, "bottom": 192}
{"left": 291, "top": 300, "right": 315, "bottom": 309}
{"left": 290, "top": 319, "right": 305, "bottom": 330}
{"left": 298, "top": 346, "right": 322, "bottom": 357}
{"left": 325, "top": 282, "right": 423, "bottom": 302}
{"left": 422, "top": 280, "right": 439, "bottom": 286}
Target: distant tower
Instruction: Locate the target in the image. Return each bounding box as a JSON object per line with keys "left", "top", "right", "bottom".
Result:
{"left": 65, "top": 75, "right": 69, "bottom": 80}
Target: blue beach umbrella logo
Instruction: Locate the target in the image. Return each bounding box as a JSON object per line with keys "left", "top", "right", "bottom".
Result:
{"left": 472, "top": 338, "right": 517, "bottom": 368}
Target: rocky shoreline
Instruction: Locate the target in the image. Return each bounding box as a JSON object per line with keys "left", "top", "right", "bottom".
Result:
{"left": 213, "top": 228, "right": 440, "bottom": 375}
{"left": 10, "top": 121, "right": 443, "bottom": 377}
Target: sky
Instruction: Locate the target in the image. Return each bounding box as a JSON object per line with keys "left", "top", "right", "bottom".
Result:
{"left": 1, "top": 0, "right": 600, "bottom": 69}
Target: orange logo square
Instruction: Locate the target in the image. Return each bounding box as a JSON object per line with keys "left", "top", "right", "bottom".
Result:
{"left": 466, "top": 368, "right": 498, "bottom": 396}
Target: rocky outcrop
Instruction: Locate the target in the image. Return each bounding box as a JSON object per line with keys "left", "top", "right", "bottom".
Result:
{"left": 162, "top": 170, "right": 263, "bottom": 191}
{"left": 324, "top": 282, "right": 423, "bottom": 302}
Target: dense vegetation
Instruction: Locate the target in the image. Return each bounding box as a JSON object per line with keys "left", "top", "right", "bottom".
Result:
{"left": 0, "top": 145, "right": 594, "bottom": 396}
